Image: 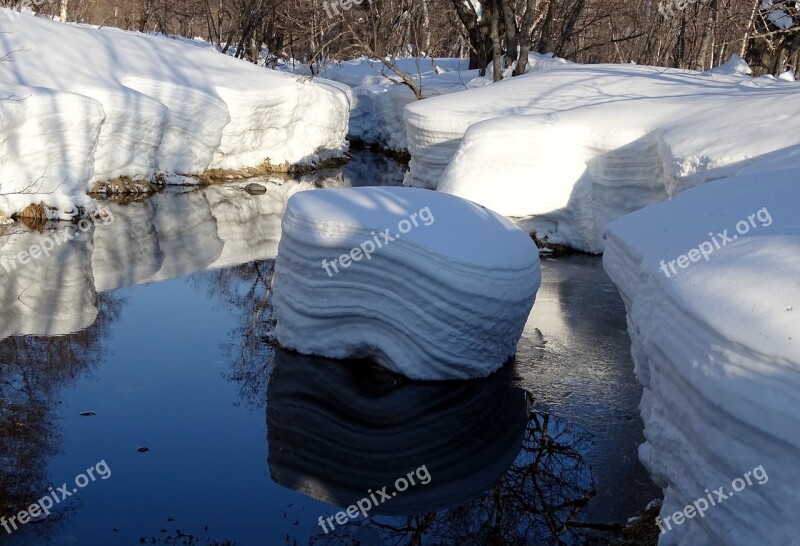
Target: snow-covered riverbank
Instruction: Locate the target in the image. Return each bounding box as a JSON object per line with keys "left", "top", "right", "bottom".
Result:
{"left": 603, "top": 148, "right": 800, "bottom": 545}
{"left": 405, "top": 57, "right": 800, "bottom": 252}
{"left": 0, "top": 10, "right": 351, "bottom": 220}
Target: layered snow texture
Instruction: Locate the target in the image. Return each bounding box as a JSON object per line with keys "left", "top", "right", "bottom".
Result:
{"left": 272, "top": 186, "right": 541, "bottom": 380}
{"left": 287, "top": 58, "right": 479, "bottom": 150}
{"left": 268, "top": 351, "right": 527, "bottom": 512}
{"left": 603, "top": 150, "right": 800, "bottom": 545}
{"left": 0, "top": 10, "right": 351, "bottom": 217}
{"left": 406, "top": 56, "right": 800, "bottom": 252}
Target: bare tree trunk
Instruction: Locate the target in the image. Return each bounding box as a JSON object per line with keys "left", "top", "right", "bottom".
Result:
{"left": 60, "top": 0, "right": 69, "bottom": 22}
{"left": 514, "top": 0, "right": 547, "bottom": 76}
{"left": 421, "top": 0, "right": 431, "bottom": 55}
{"left": 740, "top": 0, "right": 760, "bottom": 57}
{"left": 698, "top": 0, "right": 717, "bottom": 69}
{"left": 500, "top": 0, "right": 519, "bottom": 68}
{"left": 451, "top": 0, "right": 493, "bottom": 74}
{"left": 490, "top": 0, "right": 503, "bottom": 80}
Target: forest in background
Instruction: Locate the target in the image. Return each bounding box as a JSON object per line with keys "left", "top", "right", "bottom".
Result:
{"left": 1, "top": 0, "right": 798, "bottom": 79}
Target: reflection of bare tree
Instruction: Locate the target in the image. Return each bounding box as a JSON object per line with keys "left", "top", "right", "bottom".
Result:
{"left": 0, "top": 293, "right": 123, "bottom": 527}
{"left": 191, "top": 259, "right": 275, "bottom": 409}
{"left": 308, "top": 393, "right": 595, "bottom": 546}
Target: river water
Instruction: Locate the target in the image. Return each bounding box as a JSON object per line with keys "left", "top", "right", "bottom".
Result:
{"left": 0, "top": 152, "right": 658, "bottom": 546}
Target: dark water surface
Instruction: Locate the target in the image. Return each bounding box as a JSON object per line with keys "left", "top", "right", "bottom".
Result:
{"left": 0, "top": 152, "right": 658, "bottom": 546}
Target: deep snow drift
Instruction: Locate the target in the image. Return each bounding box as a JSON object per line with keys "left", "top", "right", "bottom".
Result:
{"left": 405, "top": 57, "right": 800, "bottom": 252}
{"left": 0, "top": 10, "right": 351, "bottom": 218}
{"left": 603, "top": 149, "right": 800, "bottom": 545}
{"left": 272, "top": 186, "right": 541, "bottom": 380}
{"left": 286, "top": 57, "right": 480, "bottom": 150}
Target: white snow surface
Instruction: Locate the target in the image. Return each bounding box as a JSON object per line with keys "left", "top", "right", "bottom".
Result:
{"left": 407, "top": 57, "right": 800, "bottom": 252}
{"left": 284, "top": 57, "right": 480, "bottom": 150}
{"left": 272, "top": 186, "right": 541, "bottom": 380}
{"left": 0, "top": 10, "right": 351, "bottom": 217}
{"left": 603, "top": 150, "right": 800, "bottom": 545}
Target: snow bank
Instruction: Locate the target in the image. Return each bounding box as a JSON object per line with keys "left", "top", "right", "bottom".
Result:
{"left": 406, "top": 59, "right": 800, "bottom": 252}
{"left": 272, "top": 186, "right": 540, "bottom": 380}
{"left": 603, "top": 151, "right": 800, "bottom": 545}
{"left": 285, "top": 57, "right": 478, "bottom": 150}
{"left": 0, "top": 11, "right": 351, "bottom": 217}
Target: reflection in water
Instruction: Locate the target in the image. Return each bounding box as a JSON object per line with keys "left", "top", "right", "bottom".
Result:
{"left": 268, "top": 351, "right": 528, "bottom": 514}
{"left": 0, "top": 294, "right": 123, "bottom": 533}
{"left": 0, "top": 154, "right": 408, "bottom": 541}
{"left": 0, "top": 152, "right": 652, "bottom": 544}
{"left": 0, "top": 182, "right": 307, "bottom": 342}
{"left": 266, "top": 350, "right": 596, "bottom": 545}
{"left": 201, "top": 260, "right": 276, "bottom": 408}
{"left": 0, "top": 150, "right": 408, "bottom": 341}
{"left": 0, "top": 226, "right": 98, "bottom": 339}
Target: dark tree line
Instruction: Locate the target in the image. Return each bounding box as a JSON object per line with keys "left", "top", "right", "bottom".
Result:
{"left": 3, "top": 0, "right": 798, "bottom": 76}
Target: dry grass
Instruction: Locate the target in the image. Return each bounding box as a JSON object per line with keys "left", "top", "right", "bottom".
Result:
{"left": 195, "top": 156, "right": 348, "bottom": 184}
{"left": 90, "top": 177, "right": 158, "bottom": 195}
{"left": 194, "top": 161, "right": 287, "bottom": 184}
{"left": 15, "top": 202, "right": 49, "bottom": 231}
{"left": 0, "top": 210, "right": 11, "bottom": 234}
{"left": 614, "top": 506, "right": 661, "bottom": 546}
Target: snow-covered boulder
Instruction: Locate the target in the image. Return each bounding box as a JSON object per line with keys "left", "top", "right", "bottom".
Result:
{"left": 603, "top": 151, "right": 800, "bottom": 545}
{"left": 405, "top": 60, "right": 800, "bottom": 252}
{"left": 272, "top": 186, "right": 541, "bottom": 380}
{"left": 0, "top": 10, "right": 351, "bottom": 218}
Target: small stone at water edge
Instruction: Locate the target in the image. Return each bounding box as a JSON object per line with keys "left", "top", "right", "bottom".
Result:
{"left": 244, "top": 183, "right": 267, "bottom": 195}
{"left": 137, "top": 447, "right": 150, "bottom": 453}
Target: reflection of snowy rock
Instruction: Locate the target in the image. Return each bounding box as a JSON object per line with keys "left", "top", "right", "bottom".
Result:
{"left": 604, "top": 153, "right": 800, "bottom": 545}
{"left": 147, "top": 192, "right": 223, "bottom": 282}
{"left": 273, "top": 186, "right": 541, "bottom": 380}
{"left": 91, "top": 201, "right": 164, "bottom": 292}
{"left": 204, "top": 183, "right": 311, "bottom": 270}
{"left": 267, "top": 351, "right": 527, "bottom": 513}
{"left": 0, "top": 228, "right": 97, "bottom": 338}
